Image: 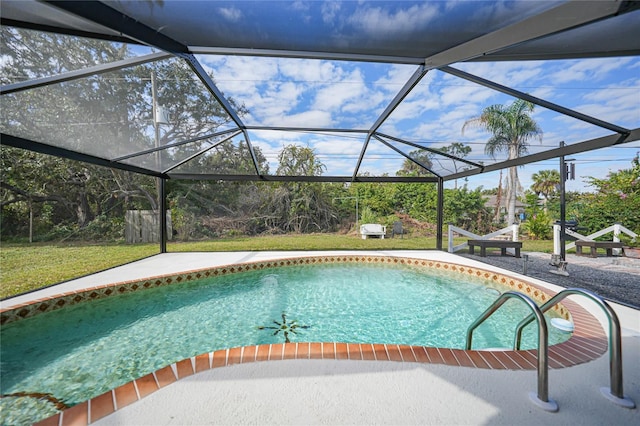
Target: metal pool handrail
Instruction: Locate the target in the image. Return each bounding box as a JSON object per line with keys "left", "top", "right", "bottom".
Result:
{"left": 513, "top": 288, "right": 635, "bottom": 408}
{"left": 466, "top": 291, "right": 557, "bottom": 411}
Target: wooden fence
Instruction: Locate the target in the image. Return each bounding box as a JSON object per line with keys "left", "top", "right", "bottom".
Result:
{"left": 125, "top": 210, "right": 172, "bottom": 244}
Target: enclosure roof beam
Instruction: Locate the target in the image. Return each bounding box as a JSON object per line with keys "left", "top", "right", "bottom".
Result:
{"left": 192, "top": 47, "right": 424, "bottom": 65}
{"left": 369, "top": 65, "right": 428, "bottom": 135}
{"left": 111, "top": 129, "right": 242, "bottom": 162}
{"left": 0, "top": 17, "right": 140, "bottom": 45}
{"left": 352, "top": 65, "right": 430, "bottom": 181}
{"left": 423, "top": 0, "right": 631, "bottom": 70}
{"left": 178, "top": 54, "right": 247, "bottom": 130}
{"left": 245, "top": 126, "right": 369, "bottom": 133}
{"left": 240, "top": 129, "right": 262, "bottom": 177}
{"left": 2, "top": 134, "right": 166, "bottom": 178}
{"left": 375, "top": 132, "right": 484, "bottom": 170}
{"left": 43, "top": 1, "right": 189, "bottom": 53}
{"left": 372, "top": 134, "right": 441, "bottom": 178}
{"left": 162, "top": 130, "right": 243, "bottom": 174}
{"left": 1, "top": 52, "right": 172, "bottom": 95}
{"left": 42, "top": 0, "right": 248, "bottom": 131}
{"left": 352, "top": 134, "right": 372, "bottom": 181}
{"left": 444, "top": 127, "right": 640, "bottom": 182}
{"left": 441, "top": 66, "right": 630, "bottom": 135}
{"left": 168, "top": 174, "right": 439, "bottom": 183}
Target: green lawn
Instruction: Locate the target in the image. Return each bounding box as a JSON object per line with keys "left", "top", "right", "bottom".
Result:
{"left": 168, "top": 233, "right": 440, "bottom": 251}
{"left": 0, "top": 243, "right": 158, "bottom": 299}
{"left": 0, "top": 235, "right": 555, "bottom": 299}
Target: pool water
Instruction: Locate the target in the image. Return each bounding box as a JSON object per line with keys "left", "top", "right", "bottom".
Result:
{"left": 0, "top": 262, "right": 568, "bottom": 424}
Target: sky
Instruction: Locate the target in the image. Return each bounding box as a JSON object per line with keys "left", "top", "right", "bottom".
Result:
{"left": 196, "top": 52, "right": 639, "bottom": 193}
{"left": 8, "top": 1, "right": 637, "bottom": 194}
{"left": 21, "top": 0, "right": 631, "bottom": 194}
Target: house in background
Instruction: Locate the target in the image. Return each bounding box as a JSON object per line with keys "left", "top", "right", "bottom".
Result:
{"left": 483, "top": 195, "right": 526, "bottom": 224}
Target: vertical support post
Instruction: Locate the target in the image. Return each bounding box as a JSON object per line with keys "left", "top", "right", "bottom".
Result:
{"left": 355, "top": 193, "right": 359, "bottom": 235}
{"left": 559, "top": 141, "right": 566, "bottom": 262}
{"left": 553, "top": 224, "right": 561, "bottom": 255}
{"left": 151, "top": 71, "right": 166, "bottom": 253}
{"left": 613, "top": 223, "right": 622, "bottom": 256}
{"left": 512, "top": 224, "right": 519, "bottom": 241}
{"left": 436, "top": 178, "right": 444, "bottom": 250}
{"left": 29, "top": 198, "right": 33, "bottom": 244}
{"left": 448, "top": 223, "right": 454, "bottom": 253}
{"left": 159, "top": 178, "right": 167, "bottom": 253}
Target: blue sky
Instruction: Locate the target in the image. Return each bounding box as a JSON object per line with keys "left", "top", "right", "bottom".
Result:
{"left": 107, "top": 0, "right": 640, "bottom": 193}
{"left": 198, "top": 52, "right": 639, "bottom": 192}
{"left": 6, "top": 1, "right": 637, "bottom": 194}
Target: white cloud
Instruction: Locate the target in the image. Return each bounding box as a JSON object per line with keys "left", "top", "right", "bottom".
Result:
{"left": 313, "top": 69, "right": 365, "bottom": 110}
{"left": 439, "top": 84, "right": 495, "bottom": 107}
{"left": 218, "top": 7, "right": 242, "bottom": 22}
{"left": 321, "top": 1, "right": 342, "bottom": 23}
{"left": 291, "top": 1, "right": 310, "bottom": 12}
{"left": 348, "top": 3, "right": 439, "bottom": 36}
{"left": 277, "top": 110, "right": 334, "bottom": 128}
{"left": 198, "top": 52, "right": 639, "bottom": 182}
{"left": 374, "top": 64, "right": 419, "bottom": 95}
{"left": 279, "top": 59, "right": 341, "bottom": 83}
{"left": 549, "top": 57, "right": 634, "bottom": 84}
{"left": 455, "top": 61, "right": 546, "bottom": 88}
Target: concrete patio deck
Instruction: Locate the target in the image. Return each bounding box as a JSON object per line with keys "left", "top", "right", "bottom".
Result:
{"left": 3, "top": 250, "right": 639, "bottom": 425}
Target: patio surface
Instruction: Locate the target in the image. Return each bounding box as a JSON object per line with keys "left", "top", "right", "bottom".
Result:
{"left": 3, "top": 250, "right": 639, "bottom": 425}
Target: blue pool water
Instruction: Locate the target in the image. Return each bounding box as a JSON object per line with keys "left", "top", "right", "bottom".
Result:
{"left": 0, "top": 261, "right": 569, "bottom": 424}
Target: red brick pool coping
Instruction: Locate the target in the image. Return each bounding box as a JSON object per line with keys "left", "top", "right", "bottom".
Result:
{"left": 0, "top": 256, "right": 607, "bottom": 425}
{"left": 36, "top": 324, "right": 608, "bottom": 426}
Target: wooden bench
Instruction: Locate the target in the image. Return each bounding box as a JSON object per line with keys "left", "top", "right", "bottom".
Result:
{"left": 575, "top": 240, "right": 623, "bottom": 258}
{"left": 468, "top": 239, "right": 522, "bottom": 258}
{"left": 360, "top": 223, "right": 386, "bottom": 239}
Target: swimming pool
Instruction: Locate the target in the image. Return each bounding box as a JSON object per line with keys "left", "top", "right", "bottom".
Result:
{"left": 0, "top": 256, "right": 583, "bottom": 424}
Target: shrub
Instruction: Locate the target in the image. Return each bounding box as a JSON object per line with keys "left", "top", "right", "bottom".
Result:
{"left": 522, "top": 211, "right": 552, "bottom": 240}
{"left": 359, "top": 206, "right": 378, "bottom": 224}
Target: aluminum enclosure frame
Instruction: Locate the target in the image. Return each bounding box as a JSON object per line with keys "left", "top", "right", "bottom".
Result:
{"left": 1, "top": 0, "right": 636, "bottom": 183}
{"left": 1, "top": 0, "right": 639, "bottom": 253}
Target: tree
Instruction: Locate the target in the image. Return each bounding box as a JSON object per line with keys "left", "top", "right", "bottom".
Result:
{"left": 0, "top": 28, "right": 247, "bottom": 240}
{"left": 531, "top": 169, "right": 560, "bottom": 213}
{"left": 521, "top": 190, "right": 553, "bottom": 239}
{"left": 576, "top": 153, "right": 640, "bottom": 233}
{"left": 165, "top": 142, "right": 269, "bottom": 239}
{"left": 396, "top": 149, "right": 433, "bottom": 177}
{"left": 438, "top": 143, "right": 472, "bottom": 189}
{"left": 463, "top": 99, "right": 542, "bottom": 224}
{"left": 0, "top": 28, "right": 151, "bottom": 231}
{"left": 1, "top": 147, "right": 157, "bottom": 239}
{"left": 262, "top": 145, "right": 338, "bottom": 233}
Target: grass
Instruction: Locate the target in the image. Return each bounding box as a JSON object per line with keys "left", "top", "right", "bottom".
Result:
{"left": 0, "top": 234, "right": 555, "bottom": 300}
{"left": 0, "top": 243, "right": 158, "bottom": 299}
{"left": 168, "top": 233, "right": 440, "bottom": 251}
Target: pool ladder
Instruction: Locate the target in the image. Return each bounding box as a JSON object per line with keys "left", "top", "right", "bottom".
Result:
{"left": 466, "top": 288, "right": 636, "bottom": 412}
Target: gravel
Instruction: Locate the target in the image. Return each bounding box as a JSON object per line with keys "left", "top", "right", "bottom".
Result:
{"left": 458, "top": 251, "right": 640, "bottom": 309}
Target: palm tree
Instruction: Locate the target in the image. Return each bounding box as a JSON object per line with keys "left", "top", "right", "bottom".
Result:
{"left": 531, "top": 169, "right": 560, "bottom": 213}
{"left": 463, "top": 99, "right": 543, "bottom": 224}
